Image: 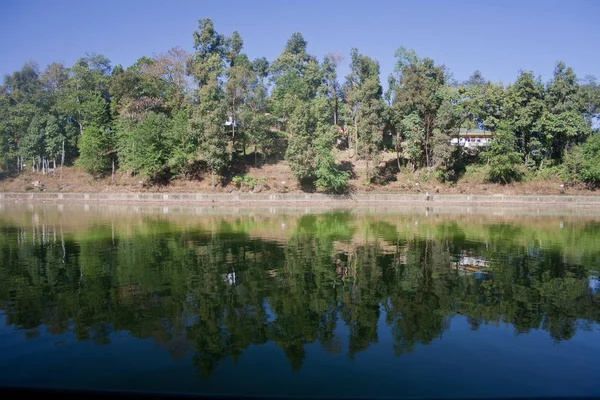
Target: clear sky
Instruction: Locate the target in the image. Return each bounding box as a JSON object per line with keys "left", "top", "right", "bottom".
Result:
{"left": 1, "top": 0, "right": 598, "bottom": 86}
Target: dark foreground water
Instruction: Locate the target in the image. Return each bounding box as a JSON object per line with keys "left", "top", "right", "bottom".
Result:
{"left": 1, "top": 204, "right": 600, "bottom": 398}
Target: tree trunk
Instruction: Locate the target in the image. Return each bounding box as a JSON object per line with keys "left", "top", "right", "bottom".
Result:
{"left": 61, "top": 140, "right": 65, "bottom": 180}
{"left": 350, "top": 115, "right": 358, "bottom": 158}
{"left": 396, "top": 132, "right": 402, "bottom": 171}
{"left": 231, "top": 105, "right": 235, "bottom": 140}
{"left": 112, "top": 159, "right": 115, "bottom": 181}
{"left": 521, "top": 132, "right": 527, "bottom": 165}
{"left": 425, "top": 119, "right": 431, "bottom": 170}
{"left": 333, "top": 96, "right": 338, "bottom": 126}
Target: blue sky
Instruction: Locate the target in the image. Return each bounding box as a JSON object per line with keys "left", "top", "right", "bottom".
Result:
{"left": 1, "top": 0, "right": 598, "bottom": 86}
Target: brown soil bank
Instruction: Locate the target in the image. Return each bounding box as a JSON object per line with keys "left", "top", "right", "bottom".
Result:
{"left": 1, "top": 165, "right": 598, "bottom": 197}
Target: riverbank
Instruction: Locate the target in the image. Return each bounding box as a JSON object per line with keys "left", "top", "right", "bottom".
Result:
{"left": 1, "top": 163, "right": 598, "bottom": 198}
{"left": 2, "top": 191, "right": 600, "bottom": 207}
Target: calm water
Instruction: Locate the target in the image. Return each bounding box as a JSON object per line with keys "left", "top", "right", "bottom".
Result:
{"left": 1, "top": 204, "right": 600, "bottom": 398}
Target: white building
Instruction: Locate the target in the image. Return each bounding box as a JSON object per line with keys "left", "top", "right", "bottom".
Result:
{"left": 450, "top": 129, "right": 494, "bottom": 148}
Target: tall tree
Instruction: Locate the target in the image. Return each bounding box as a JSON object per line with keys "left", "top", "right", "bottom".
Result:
{"left": 504, "top": 70, "right": 544, "bottom": 164}
{"left": 270, "top": 32, "right": 321, "bottom": 128}
{"left": 1, "top": 63, "right": 43, "bottom": 170}
{"left": 285, "top": 98, "right": 317, "bottom": 183}
{"left": 58, "top": 54, "right": 112, "bottom": 134}
{"left": 139, "top": 47, "right": 191, "bottom": 109}
{"left": 224, "top": 48, "right": 254, "bottom": 152}
{"left": 240, "top": 58, "right": 271, "bottom": 164}
{"left": 392, "top": 50, "right": 447, "bottom": 170}
{"left": 188, "top": 18, "right": 230, "bottom": 185}
{"left": 320, "top": 52, "right": 343, "bottom": 126}
{"left": 579, "top": 75, "right": 600, "bottom": 130}
{"left": 540, "top": 61, "right": 590, "bottom": 159}
{"left": 285, "top": 95, "right": 348, "bottom": 192}
{"left": 343, "top": 48, "right": 384, "bottom": 180}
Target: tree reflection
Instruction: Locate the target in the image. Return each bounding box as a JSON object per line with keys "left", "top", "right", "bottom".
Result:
{"left": 0, "top": 212, "right": 599, "bottom": 377}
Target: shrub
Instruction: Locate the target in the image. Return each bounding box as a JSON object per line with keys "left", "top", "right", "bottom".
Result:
{"left": 315, "top": 156, "right": 350, "bottom": 193}
{"left": 232, "top": 174, "right": 258, "bottom": 190}
{"left": 525, "top": 164, "right": 562, "bottom": 181}
{"left": 563, "top": 133, "right": 600, "bottom": 186}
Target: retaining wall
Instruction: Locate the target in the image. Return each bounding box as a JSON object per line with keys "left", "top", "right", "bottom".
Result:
{"left": 1, "top": 192, "right": 600, "bottom": 206}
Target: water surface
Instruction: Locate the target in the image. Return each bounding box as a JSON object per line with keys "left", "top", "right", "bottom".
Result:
{"left": 1, "top": 204, "right": 600, "bottom": 398}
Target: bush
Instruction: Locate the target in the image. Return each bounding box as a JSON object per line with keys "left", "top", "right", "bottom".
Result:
{"left": 432, "top": 132, "right": 460, "bottom": 183}
{"left": 314, "top": 157, "right": 350, "bottom": 193}
{"left": 232, "top": 174, "right": 260, "bottom": 190}
{"left": 525, "top": 164, "right": 562, "bottom": 181}
{"left": 372, "top": 160, "right": 399, "bottom": 185}
{"left": 461, "top": 165, "right": 487, "bottom": 183}
{"left": 563, "top": 133, "right": 600, "bottom": 186}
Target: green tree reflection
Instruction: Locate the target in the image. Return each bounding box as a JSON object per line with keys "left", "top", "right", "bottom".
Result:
{"left": 1, "top": 212, "right": 599, "bottom": 377}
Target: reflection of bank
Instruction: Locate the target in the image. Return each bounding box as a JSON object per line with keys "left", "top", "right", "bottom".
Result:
{"left": 590, "top": 274, "right": 600, "bottom": 295}
{"left": 451, "top": 254, "right": 491, "bottom": 279}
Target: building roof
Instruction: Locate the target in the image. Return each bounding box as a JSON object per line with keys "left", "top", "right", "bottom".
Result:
{"left": 454, "top": 128, "right": 495, "bottom": 137}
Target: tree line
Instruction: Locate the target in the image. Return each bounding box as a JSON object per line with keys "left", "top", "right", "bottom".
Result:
{"left": 1, "top": 18, "right": 599, "bottom": 191}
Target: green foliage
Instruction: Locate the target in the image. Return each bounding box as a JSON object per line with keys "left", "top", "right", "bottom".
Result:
{"left": 482, "top": 123, "right": 524, "bottom": 184}
{"left": 285, "top": 100, "right": 317, "bottom": 182}
{"left": 1, "top": 24, "right": 598, "bottom": 191}
{"left": 117, "top": 112, "right": 171, "bottom": 179}
{"left": 314, "top": 155, "right": 349, "bottom": 193}
{"left": 400, "top": 112, "right": 424, "bottom": 171}
{"left": 57, "top": 55, "right": 112, "bottom": 132}
{"left": 504, "top": 70, "right": 545, "bottom": 161}
{"left": 314, "top": 124, "right": 349, "bottom": 193}
{"left": 165, "top": 108, "right": 195, "bottom": 178}
{"left": 284, "top": 96, "right": 348, "bottom": 192}
{"left": 188, "top": 19, "right": 239, "bottom": 184}
{"left": 524, "top": 164, "right": 562, "bottom": 182}
{"left": 461, "top": 164, "right": 488, "bottom": 183}
{"left": 76, "top": 124, "right": 113, "bottom": 176}
{"left": 191, "top": 100, "right": 230, "bottom": 178}
{"left": 344, "top": 49, "right": 384, "bottom": 179}
{"left": 20, "top": 113, "right": 46, "bottom": 160}
{"left": 270, "top": 32, "right": 321, "bottom": 126}
{"left": 1, "top": 211, "right": 600, "bottom": 375}
{"left": 431, "top": 132, "right": 459, "bottom": 182}
{"left": 231, "top": 174, "right": 263, "bottom": 190}
{"left": 392, "top": 51, "right": 447, "bottom": 170}
{"left": 563, "top": 133, "right": 600, "bottom": 186}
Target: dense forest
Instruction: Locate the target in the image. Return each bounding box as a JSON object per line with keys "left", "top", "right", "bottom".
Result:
{"left": 1, "top": 18, "right": 600, "bottom": 192}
